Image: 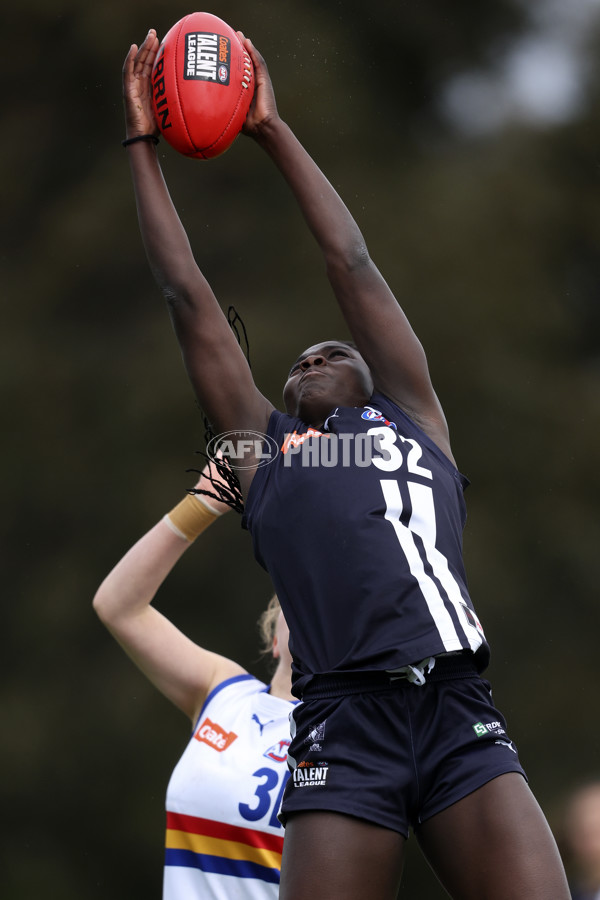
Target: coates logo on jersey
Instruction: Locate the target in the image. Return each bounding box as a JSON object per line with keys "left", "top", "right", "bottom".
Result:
{"left": 194, "top": 717, "right": 238, "bottom": 751}
{"left": 263, "top": 740, "right": 290, "bottom": 763}
{"left": 361, "top": 406, "right": 397, "bottom": 429}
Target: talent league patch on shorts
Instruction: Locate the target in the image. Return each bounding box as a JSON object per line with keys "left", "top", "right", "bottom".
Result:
{"left": 292, "top": 760, "right": 330, "bottom": 788}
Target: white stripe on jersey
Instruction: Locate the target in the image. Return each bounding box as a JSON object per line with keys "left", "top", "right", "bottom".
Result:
{"left": 380, "top": 479, "right": 473, "bottom": 653}
{"left": 406, "top": 481, "right": 484, "bottom": 653}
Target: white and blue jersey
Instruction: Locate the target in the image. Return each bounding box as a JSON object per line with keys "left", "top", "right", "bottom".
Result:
{"left": 243, "top": 392, "right": 490, "bottom": 697}
{"left": 164, "top": 675, "right": 295, "bottom": 900}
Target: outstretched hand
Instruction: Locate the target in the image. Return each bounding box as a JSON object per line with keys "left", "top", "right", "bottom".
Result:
{"left": 237, "top": 35, "right": 280, "bottom": 137}
{"left": 122, "top": 29, "right": 161, "bottom": 139}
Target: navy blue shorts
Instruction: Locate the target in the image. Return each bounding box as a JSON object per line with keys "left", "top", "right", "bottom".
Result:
{"left": 280, "top": 657, "right": 527, "bottom": 837}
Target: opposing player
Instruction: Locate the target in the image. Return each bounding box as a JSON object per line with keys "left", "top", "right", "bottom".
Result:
{"left": 120, "top": 29, "right": 571, "bottom": 900}
{"left": 559, "top": 781, "right": 600, "bottom": 900}
{"left": 93, "top": 461, "right": 295, "bottom": 899}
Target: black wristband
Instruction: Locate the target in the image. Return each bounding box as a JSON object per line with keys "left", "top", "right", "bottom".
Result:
{"left": 121, "top": 134, "right": 159, "bottom": 147}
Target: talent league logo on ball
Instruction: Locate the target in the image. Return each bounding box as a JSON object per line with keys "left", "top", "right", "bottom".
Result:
{"left": 207, "top": 431, "right": 280, "bottom": 470}
{"left": 184, "top": 31, "right": 231, "bottom": 84}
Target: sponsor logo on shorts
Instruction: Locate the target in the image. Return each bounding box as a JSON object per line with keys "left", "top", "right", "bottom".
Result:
{"left": 472, "top": 720, "right": 507, "bottom": 738}
{"left": 194, "top": 717, "right": 238, "bottom": 751}
{"left": 305, "top": 720, "right": 326, "bottom": 752}
{"left": 184, "top": 32, "right": 231, "bottom": 85}
{"left": 293, "top": 760, "right": 329, "bottom": 788}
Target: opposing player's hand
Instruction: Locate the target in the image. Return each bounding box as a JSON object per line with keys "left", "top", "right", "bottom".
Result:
{"left": 237, "top": 36, "right": 279, "bottom": 136}
{"left": 123, "top": 29, "right": 160, "bottom": 139}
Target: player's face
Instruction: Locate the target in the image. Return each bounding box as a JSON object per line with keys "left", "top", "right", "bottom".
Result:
{"left": 283, "top": 341, "right": 374, "bottom": 426}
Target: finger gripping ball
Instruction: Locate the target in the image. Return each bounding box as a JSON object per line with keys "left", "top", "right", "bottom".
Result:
{"left": 151, "top": 12, "right": 254, "bottom": 159}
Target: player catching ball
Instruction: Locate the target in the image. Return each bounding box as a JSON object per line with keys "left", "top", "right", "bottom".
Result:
{"left": 121, "top": 27, "right": 570, "bottom": 900}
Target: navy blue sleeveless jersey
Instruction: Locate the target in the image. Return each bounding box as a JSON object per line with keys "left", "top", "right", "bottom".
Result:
{"left": 243, "top": 392, "right": 490, "bottom": 696}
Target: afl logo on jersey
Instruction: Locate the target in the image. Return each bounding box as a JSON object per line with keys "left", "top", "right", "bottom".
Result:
{"left": 264, "top": 739, "right": 291, "bottom": 763}
{"left": 361, "top": 406, "right": 397, "bottom": 429}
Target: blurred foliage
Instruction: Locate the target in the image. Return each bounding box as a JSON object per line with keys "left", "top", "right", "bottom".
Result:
{"left": 3, "top": 1, "right": 600, "bottom": 897}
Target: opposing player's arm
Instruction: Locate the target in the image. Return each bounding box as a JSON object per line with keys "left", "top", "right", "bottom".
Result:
{"left": 242, "top": 39, "right": 452, "bottom": 460}
{"left": 123, "top": 33, "right": 273, "bottom": 468}
{"left": 93, "top": 468, "right": 245, "bottom": 725}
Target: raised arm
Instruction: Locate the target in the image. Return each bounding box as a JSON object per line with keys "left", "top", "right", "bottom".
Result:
{"left": 241, "top": 38, "right": 452, "bottom": 459}
{"left": 93, "top": 465, "right": 244, "bottom": 724}
{"left": 122, "top": 32, "right": 273, "bottom": 472}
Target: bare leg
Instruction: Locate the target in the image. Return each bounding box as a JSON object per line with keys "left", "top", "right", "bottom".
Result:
{"left": 279, "top": 810, "right": 406, "bottom": 900}
{"left": 417, "top": 773, "right": 570, "bottom": 900}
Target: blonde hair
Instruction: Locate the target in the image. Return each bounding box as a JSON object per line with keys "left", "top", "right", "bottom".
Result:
{"left": 257, "top": 595, "right": 281, "bottom": 657}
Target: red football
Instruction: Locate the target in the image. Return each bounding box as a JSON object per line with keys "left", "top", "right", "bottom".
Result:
{"left": 151, "top": 12, "right": 254, "bottom": 159}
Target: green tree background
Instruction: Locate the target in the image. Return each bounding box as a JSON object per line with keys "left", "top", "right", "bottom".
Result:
{"left": 3, "top": 1, "right": 599, "bottom": 896}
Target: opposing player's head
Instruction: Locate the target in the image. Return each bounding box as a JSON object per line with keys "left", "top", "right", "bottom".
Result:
{"left": 283, "top": 340, "right": 373, "bottom": 426}
{"left": 257, "top": 596, "right": 291, "bottom": 671}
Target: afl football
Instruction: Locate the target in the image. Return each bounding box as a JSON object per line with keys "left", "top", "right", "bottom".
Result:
{"left": 151, "top": 12, "right": 254, "bottom": 159}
